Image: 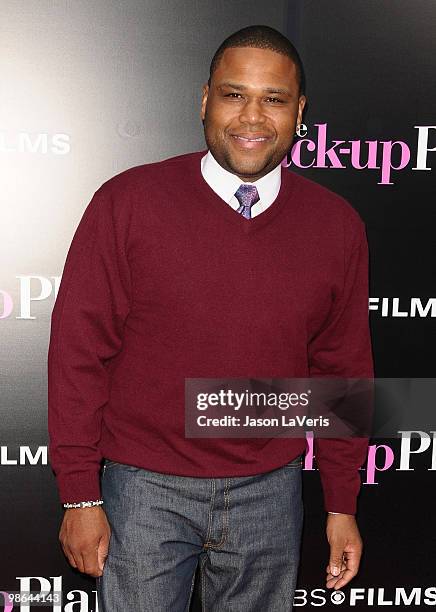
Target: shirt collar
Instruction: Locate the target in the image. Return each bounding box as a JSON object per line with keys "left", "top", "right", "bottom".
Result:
{"left": 200, "top": 150, "right": 281, "bottom": 205}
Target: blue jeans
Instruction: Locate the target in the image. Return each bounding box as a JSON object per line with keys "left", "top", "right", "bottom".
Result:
{"left": 96, "top": 454, "right": 304, "bottom": 611}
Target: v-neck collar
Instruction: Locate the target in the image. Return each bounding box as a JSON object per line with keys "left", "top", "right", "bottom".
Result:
{"left": 188, "top": 150, "right": 296, "bottom": 235}
{"left": 200, "top": 150, "right": 282, "bottom": 214}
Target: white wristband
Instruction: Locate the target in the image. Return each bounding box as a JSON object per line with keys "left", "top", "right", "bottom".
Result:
{"left": 63, "top": 499, "right": 104, "bottom": 509}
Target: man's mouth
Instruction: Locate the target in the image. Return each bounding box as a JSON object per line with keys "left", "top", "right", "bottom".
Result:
{"left": 233, "top": 135, "right": 268, "bottom": 142}
{"left": 230, "top": 134, "right": 272, "bottom": 149}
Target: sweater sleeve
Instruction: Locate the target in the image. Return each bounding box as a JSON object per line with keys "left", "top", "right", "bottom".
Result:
{"left": 308, "top": 216, "right": 373, "bottom": 515}
{"left": 47, "top": 186, "right": 131, "bottom": 504}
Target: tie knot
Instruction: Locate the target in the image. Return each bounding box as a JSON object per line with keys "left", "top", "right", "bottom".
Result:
{"left": 234, "top": 184, "right": 260, "bottom": 219}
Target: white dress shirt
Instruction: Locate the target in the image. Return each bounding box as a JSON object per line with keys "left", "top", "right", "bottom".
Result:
{"left": 200, "top": 150, "right": 281, "bottom": 217}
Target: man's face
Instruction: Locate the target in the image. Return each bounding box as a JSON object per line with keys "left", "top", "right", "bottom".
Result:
{"left": 200, "top": 46, "right": 306, "bottom": 182}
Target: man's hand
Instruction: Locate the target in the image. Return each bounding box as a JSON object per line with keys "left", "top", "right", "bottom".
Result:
{"left": 59, "top": 506, "right": 111, "bottom": 577}
{"left": 325, "top": 513, "right": 362, "bottom": 590}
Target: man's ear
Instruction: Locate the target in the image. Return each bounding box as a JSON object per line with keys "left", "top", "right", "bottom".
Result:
{"left": 297, "top": 95, "right": 307, "bottom": 125}
{"left": 200, "top": 83, "right": 209, "bottom": 121}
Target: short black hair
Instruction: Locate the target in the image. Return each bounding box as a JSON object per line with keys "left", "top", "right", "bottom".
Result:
{"left": 208, "top": 25, "right": 305, "bottom": 96}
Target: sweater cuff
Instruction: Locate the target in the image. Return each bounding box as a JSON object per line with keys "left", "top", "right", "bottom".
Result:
{"left": 323, "top": 487, "right": 358, "bottom": 515}
{"left": 56, "top": 470, "right": 102, "bottom": 504}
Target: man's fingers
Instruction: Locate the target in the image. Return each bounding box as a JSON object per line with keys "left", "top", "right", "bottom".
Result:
{"left": 62, "top": 543, "right": 79, "bottom": 571}
{"left": 326, "top": 560, "right": 346, "bottom": 574}
{"left": 326, "top": 561, "right": 347, "bottom": 587}
{"left": 82, "top": 547, "right": 103, "bottom": 577}
{"left": 342, "top": 550, "right": 361, "bottom": 575}
{"left": 62, "top": 543, "right": 102, "bottom": 577}
{"left": 328, "top": 567, "right": 356, "bottom": 590}
{"left": 97, "top": 534, "right": 110, "bottom": 572}
{"left": 328, "top": 547, "right": 345, "bottom": 576}
{"left": 327, "top": 550, "right": 360, "bottom": 576}
{"left": 326, "top": 556, "right": 359, "bottom": 589}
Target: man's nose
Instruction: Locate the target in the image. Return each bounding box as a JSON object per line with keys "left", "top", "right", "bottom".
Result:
{"left": 239, "top": 99, "right": 266, "bottom": 125}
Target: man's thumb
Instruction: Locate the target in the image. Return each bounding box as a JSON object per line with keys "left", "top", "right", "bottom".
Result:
{"left": 98, "top": 537, "right": 109, "bottom": 571}
{"left": 329, "top": 547, "right": 344, "bottom": 576}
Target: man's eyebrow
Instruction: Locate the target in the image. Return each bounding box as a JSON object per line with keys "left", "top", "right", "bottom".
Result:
{"left": 217, "top": 82, "right": 292, "bottom": 96}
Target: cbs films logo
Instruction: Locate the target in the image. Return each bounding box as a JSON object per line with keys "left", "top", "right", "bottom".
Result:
{"left": 293, "top": 586, "right": 436, "bottom": 607}
{"left": 284, "top": 123, "right": 436, "bottom": 185}
{"left": 1, "top": 276, "right": 435, "bottom": 320}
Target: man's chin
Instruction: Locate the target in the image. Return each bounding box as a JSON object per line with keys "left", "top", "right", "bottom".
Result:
{"left": 225, "top": 154, "right": 274, "bottom": 180}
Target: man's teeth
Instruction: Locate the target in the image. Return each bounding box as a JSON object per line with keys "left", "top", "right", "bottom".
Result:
{"left": 234, "top": 136, "right": 267, "bottom": 141}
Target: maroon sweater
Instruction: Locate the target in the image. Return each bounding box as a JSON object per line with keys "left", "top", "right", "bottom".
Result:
{"left": 48, "top": 149, "right": 373, "bottom": 514}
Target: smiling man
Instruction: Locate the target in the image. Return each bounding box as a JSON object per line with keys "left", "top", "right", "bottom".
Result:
{"left": 201, "top": 45, "right": 304, "bottom": 182}
{"left": 48, "top": 25, "right": 373, "bottom": 611}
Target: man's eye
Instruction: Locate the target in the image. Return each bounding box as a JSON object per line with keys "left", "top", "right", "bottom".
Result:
{"left": 266, "top": 97, "right": 284, "bottom": 103}
{"left": 225, "top": 93, "right": 243, "bottom": 98}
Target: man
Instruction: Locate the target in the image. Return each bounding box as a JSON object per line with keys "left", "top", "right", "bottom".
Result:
{"left": 48, "top": 25, "right": 373, "bottom": 611}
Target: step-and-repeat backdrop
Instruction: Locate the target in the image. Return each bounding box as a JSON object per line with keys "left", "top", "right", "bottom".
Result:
{"left": 287, "top": 2, "right": 436, "bottom": 609}
{"left": 1, "top": 1, "right": 434, "bottom": 610}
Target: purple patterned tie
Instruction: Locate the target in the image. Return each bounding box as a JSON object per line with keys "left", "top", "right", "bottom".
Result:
{"left": 234, "top": 184, "right": 260, "bottom": 219}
